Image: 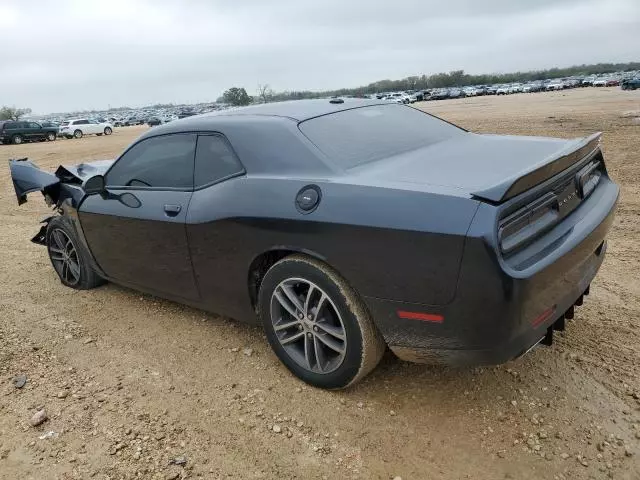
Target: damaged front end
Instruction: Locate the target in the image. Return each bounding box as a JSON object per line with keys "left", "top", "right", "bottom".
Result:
{"left": 9, "top": 157, "right": 114, "bottom": 245}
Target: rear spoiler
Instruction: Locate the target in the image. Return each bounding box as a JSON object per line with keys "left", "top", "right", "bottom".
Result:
{"left": 472, "top": 132, "right": 602, "bottom": 203}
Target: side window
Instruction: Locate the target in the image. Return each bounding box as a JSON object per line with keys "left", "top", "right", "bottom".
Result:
{"left": 194, "top": 135, "right": 244, "bottom": 187}
{"left": 29, "top": 122, "right": 41, "bottom": 128}
{"left": 5, "top": 122, "right": 17, "bottom": 130}
{"left": 106, "top": 134, "right": 196, "bottom": 189}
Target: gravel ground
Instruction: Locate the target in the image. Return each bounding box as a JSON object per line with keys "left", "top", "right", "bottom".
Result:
{"left": 1, "top": 88, "right": 639, "bottom": 480}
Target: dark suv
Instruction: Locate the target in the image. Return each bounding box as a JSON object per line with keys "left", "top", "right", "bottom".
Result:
{"left": 0, "top": 121, "right": 58, "bottom": 145}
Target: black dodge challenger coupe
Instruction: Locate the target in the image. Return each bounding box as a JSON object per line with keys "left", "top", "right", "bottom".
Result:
{"left": 9, "top": 99, "right": 618, "bottom": 389}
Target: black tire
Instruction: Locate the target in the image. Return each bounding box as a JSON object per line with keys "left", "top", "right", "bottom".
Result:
{"left": 258, "top": 255, "right": 386, "bottom": 389}
{"left": 104, "top": 127, "right": 112, "bottom": 135}
{"left": 73, "top": 129, "right": 83, "bottom": 139}
{"left": 46, "top": 132, "right": 56, "bottom": 141}
{"left": 46, "top": 216, "right": 105, "bottom": 290}
{"left": 12, "top": 134, "right": 23, "bottom": 145}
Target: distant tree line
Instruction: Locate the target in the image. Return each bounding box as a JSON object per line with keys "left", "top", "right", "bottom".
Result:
{"left": 0, "top": 106, "right": 32, "bottom": 121}
{"left": 249, "top": 61, "right": 640, "bottom": 103}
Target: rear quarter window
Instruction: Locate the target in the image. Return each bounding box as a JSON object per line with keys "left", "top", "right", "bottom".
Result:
{"left": 194, "top": 135, "right": 244, "bottom": 187}
{"left": 298, "top": 104, "right": 463, "bottom": 169}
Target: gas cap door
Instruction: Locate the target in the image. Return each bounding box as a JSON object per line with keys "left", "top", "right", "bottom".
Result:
{"left": 295, "top": 185, "right": 321, "bottom": 213}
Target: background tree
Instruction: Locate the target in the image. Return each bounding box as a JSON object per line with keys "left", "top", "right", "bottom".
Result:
{"left": 221, "top": 87, "right": 252, "bottom": 106}
{"left": 0, "top": 106, "right": 32, "bottom": 121}
{"left": 257, "top": 84, "right": 274, "bottom": 104}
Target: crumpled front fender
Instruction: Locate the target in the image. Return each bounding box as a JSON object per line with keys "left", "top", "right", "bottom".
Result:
{"left": 9, "top": 158, "right": 60, "bottom": 205}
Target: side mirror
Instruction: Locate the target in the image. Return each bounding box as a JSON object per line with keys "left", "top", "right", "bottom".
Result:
{"left": 84, "top": 175, "right": 105, "bottom": 195}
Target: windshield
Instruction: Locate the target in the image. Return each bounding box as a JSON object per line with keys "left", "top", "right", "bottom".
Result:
{"left": 298, "top": 104, "right": 464, "bottom": 169}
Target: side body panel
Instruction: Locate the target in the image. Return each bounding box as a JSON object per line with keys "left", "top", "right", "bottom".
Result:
{"left": 79, "top": 190, "right": 199, "bottom": 300}
{"left": 185, "top": 176, "right": 479, "bottom": 323}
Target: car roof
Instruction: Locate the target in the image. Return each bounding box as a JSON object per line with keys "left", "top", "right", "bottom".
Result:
{"left": 137, "top": 98, "right": 393, "bottom": 139}
{"left": 200, "top": 98, "right": 388, "bottom": 122}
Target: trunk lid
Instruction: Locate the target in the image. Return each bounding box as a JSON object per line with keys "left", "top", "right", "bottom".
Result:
{"left": 351, "top": 132, "right": 601, "bottom": 202}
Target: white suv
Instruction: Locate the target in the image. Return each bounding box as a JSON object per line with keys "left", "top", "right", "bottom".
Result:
{"left": 60, "top": 119, "right": 113, "bottom": 139}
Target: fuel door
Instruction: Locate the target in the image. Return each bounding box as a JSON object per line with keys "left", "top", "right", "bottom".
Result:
{"left": 295, "top": 185, "right": 321, "bottom": 214}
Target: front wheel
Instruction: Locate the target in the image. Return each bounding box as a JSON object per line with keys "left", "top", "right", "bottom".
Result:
{"left": 12, "top": 134, "right": 23, "bottom": 144}
{"left": 104, "top": 127, "right": 112, "bottom": 135}
{"left": 73, "top": 129, "right": 83, "bottom": 139}
{"left": 46, "top": 132, "right": 56, "bottom": 141}
{"left": 258, "top": 255, "right": 386, "bottom": 389}
{"left": 46, "top": 216, "right": 105, "bottom": 290}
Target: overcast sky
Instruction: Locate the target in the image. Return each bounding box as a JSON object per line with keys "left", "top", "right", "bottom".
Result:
{"left": 0, "top": 0, "right": 638, "bottom": 114}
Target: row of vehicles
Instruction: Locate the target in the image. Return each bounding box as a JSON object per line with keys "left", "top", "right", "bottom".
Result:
{"left": 370, "top": 72, "right": 639, "bottom": 103}
{"left": 0, "top": 118, "right": 113, "bottom": 144}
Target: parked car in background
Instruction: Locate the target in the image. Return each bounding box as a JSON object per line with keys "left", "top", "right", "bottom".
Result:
{"left": 592, "top": 79, "right": 607, "bottom": 87}
{"left": 508, "top": 84, "right": 523, "bottom": 94}
{"left": 59, "top": 119, "right": 113, "bottom": 139}
{"left": 463, "top": 87, "right": 478, "bottom": 96}
{"left": 147, "top": 117, "right": 162, "bottom": 126}
{"left": 0, "top": 120, "right": 58, "bottom": 144}
{"left": 496, "top": 85, "right": 510, "bottom": 95}
{"left": 9, "top": 99, "right": 619, "bottom": 389}
{"left": 621, "top": 78, "right": 640, "bottom": 90}
{"left": 605, "top": 79, "right": 620, "bottom": 87}
{"left": 430, "top": 89, "right": 449, "bottom": 100}
{"left": 546, "top": 81, "right": 564, "bottom": 91}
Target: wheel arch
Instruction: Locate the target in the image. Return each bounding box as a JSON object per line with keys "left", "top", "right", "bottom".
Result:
{"left": 247, "top": 247, "right": 329, "bottom": 311}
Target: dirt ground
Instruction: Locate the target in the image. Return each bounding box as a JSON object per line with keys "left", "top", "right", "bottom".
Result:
{"left": 1, "top": 88, "right": 639, "bottom": 480}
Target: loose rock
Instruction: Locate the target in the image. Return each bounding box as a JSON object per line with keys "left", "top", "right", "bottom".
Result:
{"left": 273, "top": 425, "right": 282, "bottom": 433}
{"left": 30, "top": 409, "right": 48, "bottom": 427}
{"left": 12, "top": 375, "right": 27, "bottom": 389}
{"left": 169, "top": 455, "right": 187, "bottom": 466}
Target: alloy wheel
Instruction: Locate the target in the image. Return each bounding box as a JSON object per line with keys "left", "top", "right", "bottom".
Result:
{"left": 48, "top": 228, "right": 81, "bottom": 286}
{"left": 270, "top": 278, "right": 347, "bottom": 374}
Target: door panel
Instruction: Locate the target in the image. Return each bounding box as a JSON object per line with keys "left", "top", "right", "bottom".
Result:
{"left": 79, "top": 190, "right": 199, "bottom": 300}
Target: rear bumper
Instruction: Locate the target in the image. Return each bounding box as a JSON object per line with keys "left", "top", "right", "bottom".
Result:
{"left": 364, "top": 178, "right": 619, "bottom": 366}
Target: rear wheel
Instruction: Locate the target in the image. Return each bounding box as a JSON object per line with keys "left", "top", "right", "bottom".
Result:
{"left": 104, "top": 127, "right": 112, "bottom": 135}
{"left": 12, "top": 134, "right": 23, "bottom": 145}
{"left": 46, "top": 216, "right": 105, "bottom": 290}
{"left": 258, "top": 255, "right": 385, "bottom": 389}
{"left": 73, "top": 129, "right": 83, "bottom": 139}
{"left": 46, "top": 132, "right": 56, "bottom": 141}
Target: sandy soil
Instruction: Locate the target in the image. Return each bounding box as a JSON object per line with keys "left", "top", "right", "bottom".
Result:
{"left": 1, "top": 88, "right": 639, "bottom": 480}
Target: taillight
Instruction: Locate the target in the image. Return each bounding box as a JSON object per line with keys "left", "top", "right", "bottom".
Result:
{"left": 498, "top": 192, "right": 559, "bottom": 255}
{"left": 576, "top": 161, "right": 602, "bottom": 198}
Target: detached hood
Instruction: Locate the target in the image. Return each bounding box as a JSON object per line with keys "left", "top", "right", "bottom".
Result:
{"left": 9, "top": 158, "right": 114, "bottom": 205}
{"left": 353, "top": 132, "right": 601, "bottom": 202}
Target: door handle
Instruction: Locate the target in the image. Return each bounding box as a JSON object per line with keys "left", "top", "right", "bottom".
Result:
{"left": 164, "top": 204, "right": 182, "bottom": 216}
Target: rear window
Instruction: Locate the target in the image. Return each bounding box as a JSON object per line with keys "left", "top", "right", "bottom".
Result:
{"left": 298, "top": 104, "right": 463, "bottom": 169}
